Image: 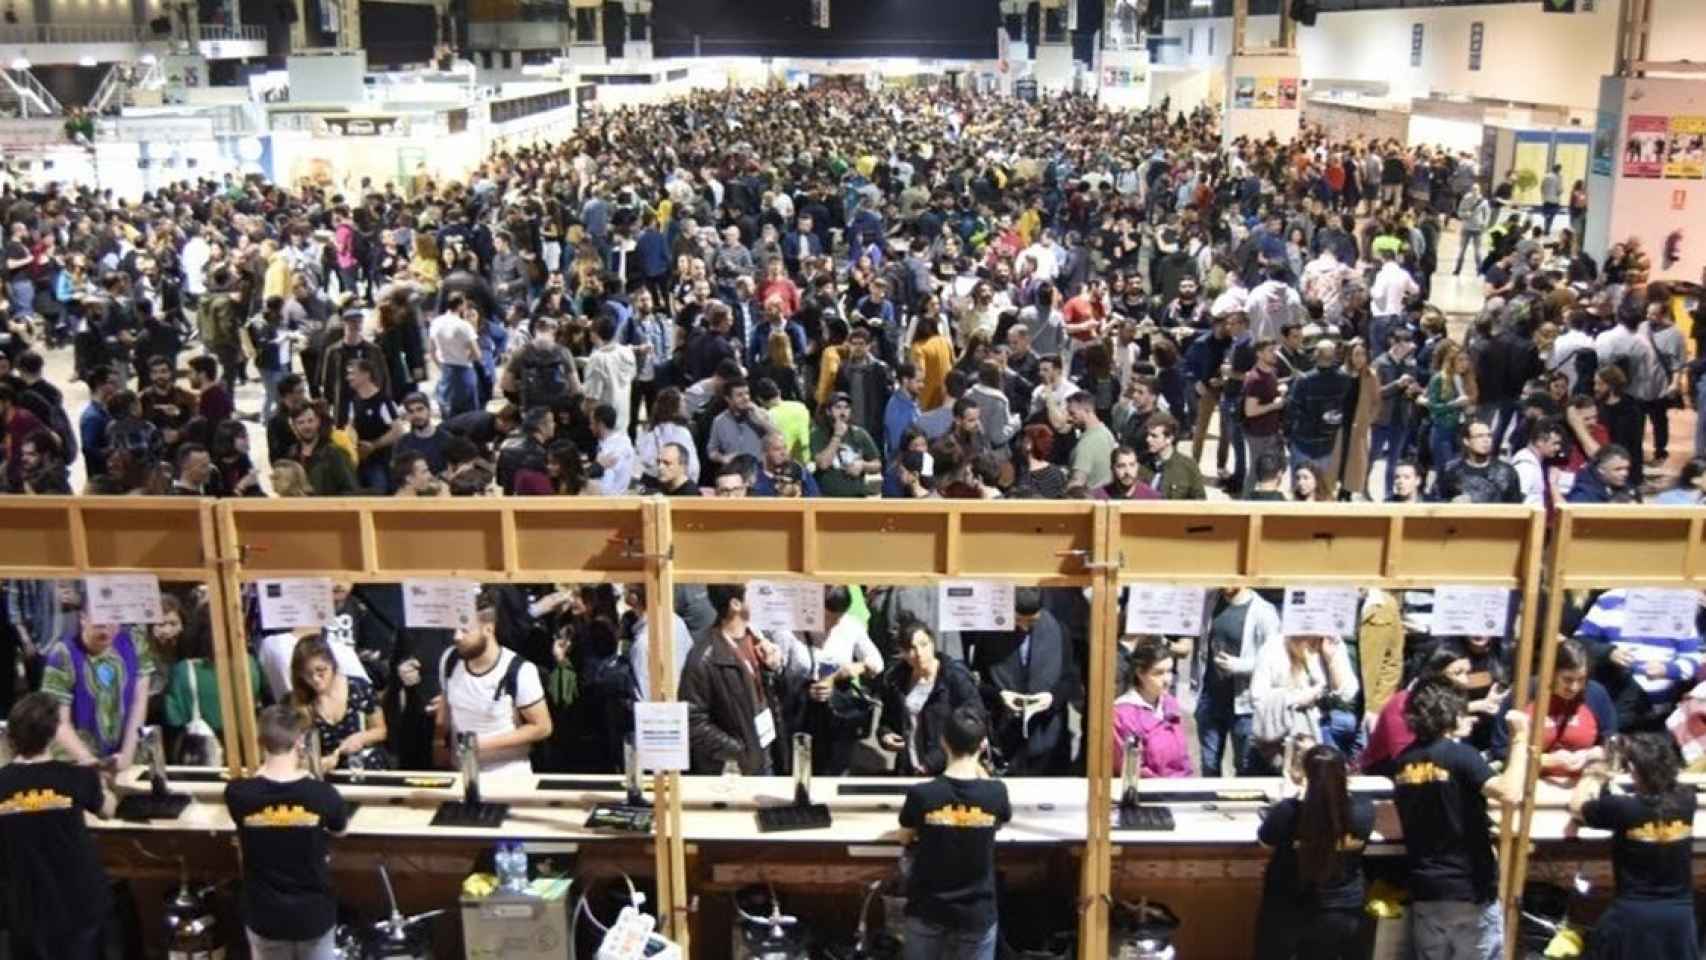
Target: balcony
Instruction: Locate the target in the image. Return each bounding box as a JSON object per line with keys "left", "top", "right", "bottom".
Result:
{"left": 0, "top": 22, "right": 267, "bottom": 66}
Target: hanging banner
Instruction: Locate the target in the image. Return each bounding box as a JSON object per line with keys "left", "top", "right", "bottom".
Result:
{"left": 1468, "top": 22, "right": 1484, "bottom": 72}
{"left": 1664, "top": 116, "right": 1706, "bottom": 179}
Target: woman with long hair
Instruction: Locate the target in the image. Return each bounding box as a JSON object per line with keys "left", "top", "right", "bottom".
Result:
{"left": 1425, "top": 342, "right": 1477, "bottom": 485}
{"left": 1255, "top": 745, "right": 1373, "bottom": 960}
{"left": 634, "top": 386, "right": 700, "bottom": 487}
{"left": 288, "top": 635, "right": 386, "bottom": 769}
{"left": 908, "top": 297, "right": 953, "bottom": 411}
{"left": 1357, "top": 647, "right": 1472, "bottom": 775}
{"left": 1251, "top": 629, "right": 1360, "bottom": 768}
{"left": 752, "top": 329, "right": 804, "bottom": 404}
{"left": 1489, "top": 638, "right": 1616, "bottom": 782}
{"left": 1570, "top": 732, "right": 1698, "bottom": 960}
{"left": 1332, "top": 338, "right": 1379, "bottom": 500}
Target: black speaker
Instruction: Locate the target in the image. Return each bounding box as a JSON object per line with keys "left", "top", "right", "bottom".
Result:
{"left": 1004, "top": 13, "right": 1024, "bottom": 42}
{"left": 1289, "top": 0, "right": 1318, "bottom": 27}
{"left": 1142, "top": 0, "right": 1164, "bottom": 34}
{"left": 276, "top": 0, "right": 298, "bottom": 23}
{"left": 149, "top": 15, "right": 172, "bottom": 34}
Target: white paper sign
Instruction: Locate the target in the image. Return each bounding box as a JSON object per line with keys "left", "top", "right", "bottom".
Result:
{"left": 744, "top": 580, "right": 825, "bottom": 633}
{"left": 1431, "top": 585, "right": 1511, "bottom": 637}
{"left": 401, "top": 578, "right": 479, "bottom": 630}
{"left": 1124, "top": 585, "right": 1207, "bottom": 637}
{"left": 258, "top": 578, "right": 336, "bottom": 630}
{"left": 83, "top": 574, "right": 163, "bottom": 624}
{"left": 634, "top": 701, "right": 690, "bottom": 771}
{"left": 937, "top": 581, "right": 1016, "bottom": 631}
{"left": 1281, "top": 586, "right": 1360, "bottom": 637}
{"left": 1623, "top": 589, "right": 1700, "bottom": 641}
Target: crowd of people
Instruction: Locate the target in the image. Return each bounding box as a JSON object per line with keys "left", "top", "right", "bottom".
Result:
{"left": 0, "top": 83, "right": 1700, "bottom": 960}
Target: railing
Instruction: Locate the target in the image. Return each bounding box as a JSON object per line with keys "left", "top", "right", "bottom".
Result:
{"left": 0, "top": 21, "right": 263, "bottom": 45}
{"left": 0, "top": 67, "right": 62, "bottom": 118}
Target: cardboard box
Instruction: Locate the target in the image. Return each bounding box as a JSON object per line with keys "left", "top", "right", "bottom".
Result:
{"left": 461, "top": 891, "right": 571, "bottom": 960}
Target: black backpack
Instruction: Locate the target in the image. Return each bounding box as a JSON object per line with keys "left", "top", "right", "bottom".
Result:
{"left": 442, "top": 649, "right": 527, "bottom": 706}
{"left": 517, "top": 345, "right": 569, "bottom": 409}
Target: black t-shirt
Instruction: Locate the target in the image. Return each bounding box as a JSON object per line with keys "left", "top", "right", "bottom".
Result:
{"left": 224, "top": 775, "right": 349, "bottom": 940}
{"left": 1258, "top": 795, "right": 1375, "bottom": 912}
{"left": 1582, "top": 788, "right": 1696, "bottom": 903}
{"left": 345, "top": 390, "right": 399, "bottom": 443}
{"left": 900, "top": 776, "right": 1012, "bottom": 930}
{"left": 0, "top": 761, "right": 112, "bottom": 939}
{"left": 1392, "top": 737, "right": 1497, "bottom": 903}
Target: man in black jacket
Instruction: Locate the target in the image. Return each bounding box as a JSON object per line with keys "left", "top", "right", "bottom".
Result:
{"left": 972, "top": 587, "right": 1071, "bottom": 775}
{"left": 1437, "top": 419, "right": 1523, "bottom": 504}
{"left": 677, "top": 585, "right": 802, "bottom": 775}
{"left": 878, "top": 622, "right": 986, "bottom": 776}
{"left": 1284, "top": 340, "right": 1352, "bottom": 492}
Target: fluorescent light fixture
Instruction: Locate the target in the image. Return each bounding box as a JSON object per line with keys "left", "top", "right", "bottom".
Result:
{"left": 9, "top": 57, "right": 30, "bottom": 70}
{"left": 141, "top": 53, "right": 158, "bottom": 64}
{"left": 1191, "top": 0, "right": 1210, "bottom": 7}
{"left": 79, "top": 56, "right": 98, "bottom": 67}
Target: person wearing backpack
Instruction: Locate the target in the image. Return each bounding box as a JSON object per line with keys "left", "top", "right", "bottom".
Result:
{"left": 500, "top": 316, "right": 579, "bottom": 411}
{"left": 432, "top": 589, "right": 552, "bottom": 781}
{"left": 196, "top": 268, "right": 244, "bottom": 394}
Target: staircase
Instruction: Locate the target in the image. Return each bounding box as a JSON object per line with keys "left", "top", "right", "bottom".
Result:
{"left": 0, "top": 67, "right": 63, "bottom": 118}
{"left": 87, "top": 60, "right": 163, "bottom": 115}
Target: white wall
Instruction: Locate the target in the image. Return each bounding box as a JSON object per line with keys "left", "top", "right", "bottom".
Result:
{"left": 1159, "top": 0, "right": 1706, "bottom": 114}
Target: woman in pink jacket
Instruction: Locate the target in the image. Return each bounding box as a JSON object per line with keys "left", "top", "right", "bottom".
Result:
{"left": 1112, "top": 637, "right": 1194, "bottom": 778}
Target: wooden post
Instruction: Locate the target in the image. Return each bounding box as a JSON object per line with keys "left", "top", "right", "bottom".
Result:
{"left": 213, "top": 501, "right": 262, "bottom": 774}
{"left": 646, "top": 497, "right": 690, "bottom": 953}
{"left": 1495, "top": 507, "right": 1548, "bottom": 906}
{"left": 1077, "top": 504, "right": 1118, "bottom": 958}
{"left": 1501, "top": 511, "right": 1572, "bottom": 960}
{"left": 1232, "top": 0, "right": 1248, "bottom": 56}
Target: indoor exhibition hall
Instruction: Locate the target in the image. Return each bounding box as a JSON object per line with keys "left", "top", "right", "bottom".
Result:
{"left": 0, "top": 0, "right": 1704, "bottom": 958}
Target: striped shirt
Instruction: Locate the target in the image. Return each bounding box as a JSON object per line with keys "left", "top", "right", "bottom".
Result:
{"left": 1577, "top": 590, "right": 1704, "bottom": 696}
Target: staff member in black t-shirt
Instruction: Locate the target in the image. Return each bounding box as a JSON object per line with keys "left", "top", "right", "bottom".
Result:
{"left": 1391, "top": 682, "right": 1530, "bottom": 960}
{"left": 0, "top": 692, "right": 117, "bottom": 960}
{"left": 897, "top": 706, "right": 1011, "bottom": 960}
{"left": 1255, "top": 744, "right": 1373, "bottom": 960}
{"left": 224, "top": 705, "right": 350, "bottom": 960}
{"left": 1569, "top": 733, "right": 1698, "bottom": 960}
{"left": 339, "top": 357, "right": 406, "bottom": 493}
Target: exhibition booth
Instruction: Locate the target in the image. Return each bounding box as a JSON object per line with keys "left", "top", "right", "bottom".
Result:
{"left": 20, "top": 496, "right": 1699, "bottom": 959}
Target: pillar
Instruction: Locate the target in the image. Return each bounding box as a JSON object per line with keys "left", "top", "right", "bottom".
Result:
{"left": 1583, "top": 74, "right": 1706, "bottom": 282}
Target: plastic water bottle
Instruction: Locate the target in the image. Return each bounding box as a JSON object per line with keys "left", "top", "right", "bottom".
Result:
{"left": 496, "top": 841, "right": 528, "bottom": 894}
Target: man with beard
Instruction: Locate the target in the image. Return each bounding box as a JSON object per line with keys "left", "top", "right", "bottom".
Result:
{"left": 432, "top": 589, "right": 552, "bottom": 779}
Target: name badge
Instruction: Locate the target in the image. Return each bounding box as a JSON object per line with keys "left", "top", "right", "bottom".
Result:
{"left": 754, "top": 708, "right": 776, "bottom": 750}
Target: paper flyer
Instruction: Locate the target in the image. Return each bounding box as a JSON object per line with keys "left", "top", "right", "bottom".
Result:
{"left": 634, "top": 702, "right": 690, "bottom": 771}
{"left": 258, "top": 577, "right": 336, "bottom": 630}
{"left": 1281, "top": 586, "right": 1360, "bottom": 637}
{"left": 1233, "top": 76, "right": 1255, "bottom": 109}
{"left": 1624, "top": 115, "right": 1668, "bottom": 178}
{"left": 401, "top": 578, "right": 479, "bottom": 630}
{"left": 1664, "top": 116, "right": 1706, "bottom": 179}
{"left": 938, "top": 581, "right": 1016, "bottom": 631}
{"left": 83, "top": 574, "right": 164, "bottom": 625}
{"left": 1124, "top": 585, "right": 1207, "bottom": 637}
{"left": 1430, "top": 586, "right": 1511, "bottom": 638}
{"left": 1254, "top": 77, "right": 1279, "bottom": 110}
{"left": 1623, "top": 589, "right": 1699, "bottom": 641}
{"left": 744, "top": 580, "right": 825, "bottom": 633}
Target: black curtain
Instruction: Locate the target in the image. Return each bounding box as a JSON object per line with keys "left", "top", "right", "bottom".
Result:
{"left": 653, "top": 0, "right": 999, "bottom": 59}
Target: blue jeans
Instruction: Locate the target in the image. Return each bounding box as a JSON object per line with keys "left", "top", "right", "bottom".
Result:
{"left": 1410, "top": 899, "right": 1503, "bottom": 960}
{"left": 1219, "top": 392, "right": 1246, "bottom": 480}
{"left": 260, "top": 367, "right": 287, "bottom": 425}
{"left": 1321, "top": 707, "right": 1364, "bottom": 757}
{"left": 1694, "top": 380, "right": 1706, "bottom": 465}
{"left": 1454, "top": 230, "right": 1483, "bottom": 274}
{"left": 1428, "top": 424, "right": 1458, "bottom": 493}
{"left": 1195, "top": 695, "right": 1253, "bottom": 776}
{"left": 1368, "top": 422, "right": 1405, "bottom": 498}
{"left": 904, "top": 915, "right": 996, "bottom": 960}
{"left": 8, "top": 278, "right": 34, "bottom": 318}
{"left": 437, "top": 363, "right": 478, "bottom": 417}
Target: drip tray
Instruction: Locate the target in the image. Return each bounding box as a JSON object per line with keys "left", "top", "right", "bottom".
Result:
{"left": 756, "top": 803, "right": 833, "bottom": 833}
{"left": 117, "top": 793, "right": 192, "bottom": 822}
{"left": 431, "top": 801, "right": 509, "bottom": 828}
{"left": 1114, "top": 805, "right": 1176, "bottom": 831}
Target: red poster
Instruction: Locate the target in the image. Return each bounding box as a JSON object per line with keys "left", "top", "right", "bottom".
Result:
{"left": 1624, "top": 115, "right": 1668, "bottom": 178}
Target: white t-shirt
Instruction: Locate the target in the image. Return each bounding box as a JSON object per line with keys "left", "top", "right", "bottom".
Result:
{"left": 429, "top": 312, "right": 478, "bottom": 367}
{"left": 258, "top": 631, "right": 371, "bottom": 704}
{"left": 438, "top": 646, "right": 545, "bottom": 780}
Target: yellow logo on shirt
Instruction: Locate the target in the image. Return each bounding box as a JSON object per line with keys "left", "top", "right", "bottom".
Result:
{"left": 924, "top": 804, "right": 998, "bottom": 828}
{"left": 243, "top": 804, "right": 323, "bottom": 828}
{"left": 1394, "top": 761, "right": 1453, "bottom": 786}
{"left": 1628, "top": 820, "right": 1692, "bottom": 844}
{"left": 0, "top": 789, "right": 74, "bottom": 815}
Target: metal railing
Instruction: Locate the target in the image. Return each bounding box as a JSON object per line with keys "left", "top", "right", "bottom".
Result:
{"left": 0, "top": 68, "right": 63, "bottom": 118}
{"left": 0, "top": 21, "right": 263, "bottom": 45}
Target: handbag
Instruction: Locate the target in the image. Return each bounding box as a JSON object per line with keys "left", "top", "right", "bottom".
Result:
{"left": 177, "top": 661, "right": 225, "bottom": 767}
